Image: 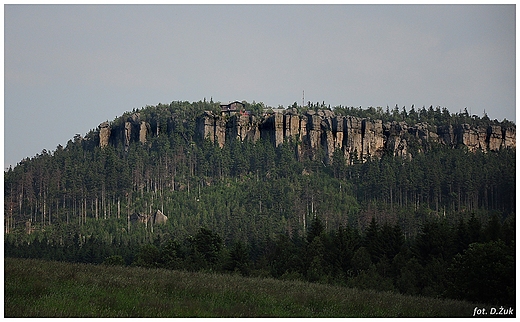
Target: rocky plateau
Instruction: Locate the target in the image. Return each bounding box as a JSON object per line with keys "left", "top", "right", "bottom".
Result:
{"left": 97, "top": 109, "right": 516, "bottom": 164}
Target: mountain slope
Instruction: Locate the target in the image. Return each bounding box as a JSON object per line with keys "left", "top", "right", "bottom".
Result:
{"left": 4, "top": 100, "right": 516, "bottom": 306}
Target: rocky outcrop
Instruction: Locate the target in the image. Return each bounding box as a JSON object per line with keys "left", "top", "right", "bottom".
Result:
{"left": 502, "top": 127, "right": 516, "bottom": 149}
{"left": 130, "top": 210, "right": 168, "bottom": 225}
{"left": 362, "top": 118, "right": 385, "bottom": 160}
{"left": 260, "top": 113, "right": 285, "bottom": 147}
{"left": 98, "top": 122, "right": 111, "bottom": 148}
{"left": 344, "top": 116, "right": 364, "bottom": 161}
{"left": 455, "top": 124, "right": 484, "bottom": 152}
{"left": 487, "top": 125, "right": 503, "bottom": 151}
{"left": 285, "top": 112, "right": 303, "bottom": 140}
{"left": 139, "top": 121, "right": 150, "bottom": 144}
{"left": 384, "top": 122, "right": 411, "bottom": 160}
{"left": 196, "top": 111, "right": 218, "bottom": 145}
{"left": 226, "top": 114, "right": 260, "bottom": 142}
{"left": 152, "top": 210, "right": 167, "bottom": 225}
{"left": 438, "top": 125, "right": 455, "bottom": 146}
{"left": 130, "top": 212, "right": 148, "bottom": 224}
{"left": 99, "top": 108, "right": 515, "bottom": 164}
{"left": 98, "top": 112, "right": 151, "bottom": 151}
{"left": 194, "top": 110, "right": 516, "bottom": 164}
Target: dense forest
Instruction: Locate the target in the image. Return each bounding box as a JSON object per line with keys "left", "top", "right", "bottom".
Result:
{"left": 4, "top": 100, "right": 516, "bottom": 305}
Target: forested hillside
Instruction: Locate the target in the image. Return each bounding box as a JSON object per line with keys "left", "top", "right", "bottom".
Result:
{"left": 4, "top": 100, "right": 516, "bottom": 305}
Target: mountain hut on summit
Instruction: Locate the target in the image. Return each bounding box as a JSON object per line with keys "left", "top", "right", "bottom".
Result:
{"left": 220, "top": 101, "right": 245, "bottom": 116}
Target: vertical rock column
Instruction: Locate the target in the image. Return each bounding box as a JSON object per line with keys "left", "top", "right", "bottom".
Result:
{"left": 361, "top": 118, "right": 384, "bottom": 160}
{"left": 305, "top": 112, "right": 321, "bottom": 151}
{"left": 332, "top": 116, "right": 345, "bottom": 153}
{"left": 260, "top": 113, "right": 285, "bottom": 147}
{"left": 487, "top": 125, "right": 503, "bottom": 151}
{"left": 238, "top": 114, "right": 260, "bottom": 142}
{"left": 344, "top": 116, "right": 363, "bottom": 163}
{"left": 476, "top": 126, "right": 488, "bottom": 151}
{"left": 99, "top": 122, "right": 111, "bottom": 148}
{"left": 215, "top": 118, "right": 226, "bottom": 148}
{"left": 284, "top": 113, "right": 302, "bottom": 141}
{"left": 384, "top": 121, "right": 409, "bottom": 159}
{"left": 124, "top": 122, "right": 132, "bottom": 152}
{"left": 455, "top": 124, "right": 479, "bottom": 152}
{"left": 273, "top": 113, "right": 284, "bottom": 146}
{"left": 139, "top": 121, "right": 149, "bottom": 144}
{"left": 196, "top": 112, "right": 217, "bottom": 144}
{"left": 320, "top": 117, "right": 335, "bottom": 162}
{"left": 502, "top": 127, "right": 516, "bottom": 149}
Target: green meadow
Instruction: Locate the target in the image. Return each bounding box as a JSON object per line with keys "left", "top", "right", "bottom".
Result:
{"left": 4, "top": 257, "right": 482, "bottom": 317}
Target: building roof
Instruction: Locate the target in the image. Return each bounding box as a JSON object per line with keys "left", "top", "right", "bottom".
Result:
{"left": 220, "top": 101, "right": 245, "bottom": 109}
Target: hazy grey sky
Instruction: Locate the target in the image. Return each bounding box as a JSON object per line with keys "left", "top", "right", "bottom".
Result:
{"left": 4, "top": 4, "right": 516, "bottom": 168}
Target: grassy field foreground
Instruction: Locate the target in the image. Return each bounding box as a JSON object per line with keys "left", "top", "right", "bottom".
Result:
{"left": 5, "top": 257, "right": 480, "bottom": 317}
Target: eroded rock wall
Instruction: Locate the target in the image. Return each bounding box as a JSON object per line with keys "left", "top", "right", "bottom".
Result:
{"left": 100, "top": 109, "right": 515, "bottom": 165}
{"left": 98, "top": 122, "right": 111, "bottom": 148}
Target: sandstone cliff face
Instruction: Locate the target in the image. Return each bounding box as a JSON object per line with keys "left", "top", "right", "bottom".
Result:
{"left": 227, "top": 114, "right": 260, "bottom": 142}
{"left": 437, "top": 125, "right": 455, "bottom": 146}
{"left": 97, "top": 112, "right": 150, "bottom": 151}
{"left": 260, "top": 113, "right": 285, "bottom": 147}
{"left": 455, "top": 124, "right": 483, "bottom": 152}
{"left": 362, "top": 119, "right": 385, "bottom": 159}
{"left": 99, "top": 109, "right": 515, "bottom": 164}
{"left": 139, "top": 121, "right": 150, "bottom": 144}
{"left": 194, "top": 110, "right": 516, "bottom": 164}
{"left": 196, "top": 111, "right": 218, "bottom": 145}
{"left": 123, "top": 113, "right": 150, "bottom": 149}
{"left": 285, "top": 112, "right": 303, "bottom": 141}
{"left": 344, "top": 116, "right": 364, "bottom": 161}
{"left": 383, "top": 122, "right": 411, "bottom": 160}
{"left": 98, "top": 121, "right": 111, "bottom": 148}
{"left": 502, "top": 127, "right": 516, "bottom": 149}
{"left": 488, "top": 125, "right": 503, "bottom": 151}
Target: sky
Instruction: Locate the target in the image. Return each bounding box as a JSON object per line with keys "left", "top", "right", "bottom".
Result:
{"left": 4, "top": 4, "right": 516, "bottom": 168}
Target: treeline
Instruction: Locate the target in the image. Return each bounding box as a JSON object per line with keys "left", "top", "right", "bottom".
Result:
{"left": 332, "top": 104, "right": 515, "bottom": 129}
{"left": 278, "top": 100, "right": 515, "bottom": 129}
{"left": 5, "top": 214, "right": 515, "bottom": 306}
{"left": 4, "top": 136, "right": 515, "bottom": 240}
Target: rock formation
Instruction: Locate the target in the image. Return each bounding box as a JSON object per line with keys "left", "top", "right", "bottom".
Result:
{"left": 98, "top": 122, "right": 111, "bottom": 148}
{"left": 139, "top": 121, "right": 150, "bottom": 144}
{"left": 130, "top": 210, "right": 167, "bottom": 225}
{"left": 502, "top": 126, "right": 516, "bottom": 149}
{"left": 487, "top": 125, "right": 503, "bottom": 151}
{"left": 152, "top": 210, "right": 168, "bottom": 225}
{"left": 227, "top": 114, "right": 260, "bottom": 143}
{"left": 260, "top": 112, "right": 285, "bottom": 147}
{"left": 362, "top": 118, "right": 385, "bottom": 159}
{"left": 344, "top": 116, "right": 364, "bottom": 161}
{"left": 384, "top": 122, "right": 410, "bottom": 160}
{"left": 194, "top": 110, "right": 516, "bottom": 164}
{"left": 98, "top": 112, "right": 151, "bottom": 151}
{"left": 98, "top": 108, "right": 515, "bottom": 165}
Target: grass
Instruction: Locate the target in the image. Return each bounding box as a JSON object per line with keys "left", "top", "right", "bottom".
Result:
{"left": 5, "top": 257, "right": 481, "bottom": 317}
